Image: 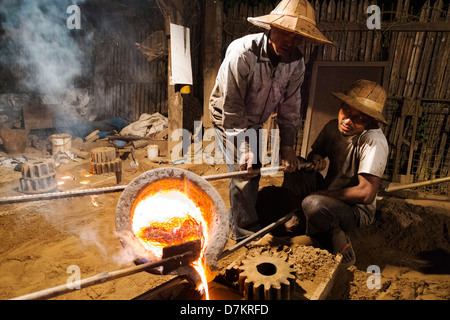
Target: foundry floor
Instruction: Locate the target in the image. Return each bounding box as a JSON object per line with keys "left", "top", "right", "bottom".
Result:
{"left": 0, "top": 148, "right": 449, "bottom": 300}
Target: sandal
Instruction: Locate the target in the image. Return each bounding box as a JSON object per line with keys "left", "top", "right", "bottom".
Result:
{"left": 339, "top": 238, "right": 356, "bottom": 268}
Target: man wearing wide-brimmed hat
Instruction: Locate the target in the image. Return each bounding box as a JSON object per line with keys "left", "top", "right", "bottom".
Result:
{"left": 209, "top": 0, "right": 331, "bottom": 240}
{"left": 280, "top": 79, "right": 389, "bottom": 267}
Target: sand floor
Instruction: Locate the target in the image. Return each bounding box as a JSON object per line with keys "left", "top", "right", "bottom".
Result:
{"left": 0, "top": 148, "right": 449, "bottom": 300}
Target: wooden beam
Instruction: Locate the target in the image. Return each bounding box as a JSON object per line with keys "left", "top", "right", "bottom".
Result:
{"left": 318, "top": 21, "right": 450, "bottom": 32}
{"left": 155, "top": 0, "right": 185, "bottom": 160}
{"left": 202, "top": 0, "right": 223, "bottom": 128}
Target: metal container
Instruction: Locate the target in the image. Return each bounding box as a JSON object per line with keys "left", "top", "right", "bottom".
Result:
{"left": 115, "top": 167, "right": 229, "bottom": 278}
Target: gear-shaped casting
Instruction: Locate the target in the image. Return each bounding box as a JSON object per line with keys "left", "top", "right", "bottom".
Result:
{"left": 89, "top": 147, "right": 122, "bottom": 175}
{"left": 238, "top": 252, "right": 296, "bottom": 300}
{"left": 19, "top": 159, "right": 57, "bottom": 194}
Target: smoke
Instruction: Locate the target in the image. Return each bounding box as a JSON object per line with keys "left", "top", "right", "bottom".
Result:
{"left": 79, "top": 229, "right": 107, "bottom": 257}
{"left": 0, "top": 0, "right": 88, "bottom": 96}
{"left": 112, "top": 230, "right": 157, "bottom": 267}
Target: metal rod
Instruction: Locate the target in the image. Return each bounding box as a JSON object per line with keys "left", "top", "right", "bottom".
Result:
{"left": 203, "top": 163, "right": 311, "bottom": 181}
{"left": 202, "top": 165, "right": 284, "bottom": 181}
{"left": 218, "top": 210, "right": 296, "bottom": 260}
{"left": 384, "top": 176, "right": 450, "bottom": 193}
{"left": 11, "top": 251, "right": 194, "bottom": 300}
{"left": 0, "top": 185, "right": 127, "bottom": 204}
{"left": 0, "top": 164, "right": 304, "bottom": 204}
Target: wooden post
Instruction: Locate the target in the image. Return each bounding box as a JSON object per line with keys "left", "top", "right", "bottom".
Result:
{"left": 202, "top": 0, "right": 223, "bottom": 128}
{"left": 392, "top": 98, "right": 417, "bottom": 183}
{"left": 167, "top": 30, "right": 184, "bottom": 159}
{"left": 156, "top": 0, "right": 185, "bottom": 159}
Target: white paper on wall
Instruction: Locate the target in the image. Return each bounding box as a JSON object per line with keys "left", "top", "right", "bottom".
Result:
{"left": 169, "top": 23, "right": 193, "bottom": 85}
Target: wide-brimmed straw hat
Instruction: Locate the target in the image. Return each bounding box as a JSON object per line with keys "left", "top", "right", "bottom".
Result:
{"left": 331, "top": 79, "right": 389, "bottom": 125}
{"left": 247, "top": 0, "right": 332, "bottom": 44}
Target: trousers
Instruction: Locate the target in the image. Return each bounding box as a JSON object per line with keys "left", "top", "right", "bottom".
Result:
{"left": 213, "top": 127, "right": 262, "bottom": 239}
{"left": 281, "top": 169, "right": 361, "bottom": 236}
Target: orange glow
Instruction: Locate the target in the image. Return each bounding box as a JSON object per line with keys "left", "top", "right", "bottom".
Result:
{"left": 130, "top": 178, "right": 216, "bottom": 299}
{"left": 136, "top": 214, "right": 203, "bottom": 251}
{"left": 193, "top": 259, "right": 210, "bottom": 300}
{"left": 58, "top": 175, "right": 73, "bottom": 186}
{"left": 91, "top": 195, "right": 99, "bottom": 207}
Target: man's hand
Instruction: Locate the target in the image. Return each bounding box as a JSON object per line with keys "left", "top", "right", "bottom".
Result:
{"left": 307, "top": 154, "right": 327, "bottom": 172}
{"left": 239, "top": 151, "right": 254, "bottom": 171}
{"left": 280, "top": 146, "right": 299, "bottom": 173}
{"left": 239, "top": 152, "right": 259, "bottom": 179}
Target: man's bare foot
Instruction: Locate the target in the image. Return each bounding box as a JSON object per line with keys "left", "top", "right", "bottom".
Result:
{"left": 331, "top": 228, "right": 356, "bottom": 268}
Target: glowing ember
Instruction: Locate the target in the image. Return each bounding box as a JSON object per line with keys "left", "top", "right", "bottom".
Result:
{"left": 131, "top": 189, "right": 210, "bottom": 299}
{"left": 58, "top": 175, "right": 73, "bottom": 186}
{"left": 91, "top": 195, "right": 99, "bottom": 207}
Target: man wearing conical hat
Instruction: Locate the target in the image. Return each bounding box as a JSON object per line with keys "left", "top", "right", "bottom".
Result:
{"left": 209, "top": 0, "right": 331, "bottom": 240}
{"left": 279, "top": 79, "right": 389, "bottom": 267}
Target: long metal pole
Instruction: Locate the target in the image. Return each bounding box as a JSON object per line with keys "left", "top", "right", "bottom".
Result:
{"left": 0, "top": 185, "right": 127, "bottom": 204}
{"left": 11, "top": 251, "right": 194, "bottom": 300}
{"left": 384, "top": 176, "right": 450, "bottom": 192}
{"left": 202, "top": 165, "right": 284, "bottom": 181}
{"left": 0, "top": 165, "right": 297, "bottom": 204}
{"left": 218, "top": 210, "right": 296, "bottom": 260}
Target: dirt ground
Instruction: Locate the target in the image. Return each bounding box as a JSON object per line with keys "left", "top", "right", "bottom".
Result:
{"left": 0, "top": 146, "right": 449, "bottom": 300}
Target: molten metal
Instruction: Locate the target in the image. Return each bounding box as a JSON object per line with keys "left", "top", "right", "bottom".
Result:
{"left": 138, "top": 215, "right": 203, "bottom": 247}
{"left": 115, "top": 168, "right": 229, "bottom": 298}
{"left": 131, "top": 189, "right": 208, "bottom": 258}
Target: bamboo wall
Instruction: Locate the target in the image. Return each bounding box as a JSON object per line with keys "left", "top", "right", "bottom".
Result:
{"left": 93, "top": 1, "right": 204, "bottom": 130}
{"left": 93, "top": 16, "right": 168, "bottom": 122}
{"left": 223, "top": 0, "right": 450, "bottom": 195}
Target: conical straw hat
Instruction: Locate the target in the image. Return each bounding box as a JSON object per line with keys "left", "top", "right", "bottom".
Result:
{"left": 247, "top": 0, "right": 332, "bottom": 44}
{"left": 331, "top": 80, "right": 389, "bottom": 125}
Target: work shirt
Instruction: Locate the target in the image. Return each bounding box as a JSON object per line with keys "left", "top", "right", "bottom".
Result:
{"left": 209, "top": 32, "right": 305, "bottom": 156}
{"left": 311, "top": 119, "right": 389, "bottom": 226}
